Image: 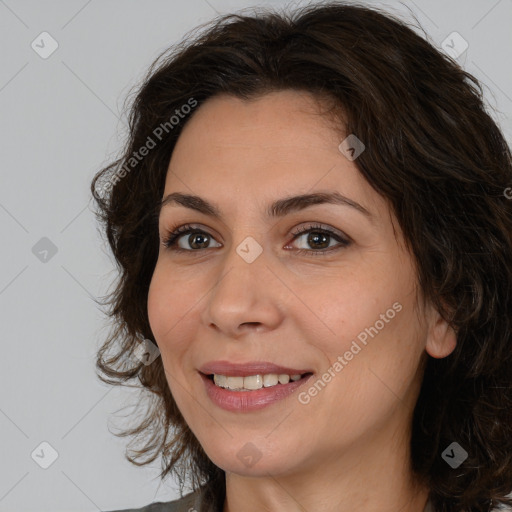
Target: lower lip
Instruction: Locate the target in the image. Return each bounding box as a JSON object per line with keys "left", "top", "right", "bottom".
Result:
{"left": 200, "top": 373, "right": 313, "bottom": 412}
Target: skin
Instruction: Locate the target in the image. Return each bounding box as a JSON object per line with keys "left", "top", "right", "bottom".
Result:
{"left": 147, "top": 90, "right": 457, "bottom": 512}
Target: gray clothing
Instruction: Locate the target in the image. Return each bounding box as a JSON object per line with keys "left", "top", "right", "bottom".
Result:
{"left": 104, "top": 488, "right": 203, "bottom": 512}
{"left": 105, "top": 488, "right": 435, "bottom": 512}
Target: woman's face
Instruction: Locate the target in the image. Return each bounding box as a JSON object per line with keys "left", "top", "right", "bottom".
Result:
{"left": 147, "top": 90, "right": 455, "bottom": 478}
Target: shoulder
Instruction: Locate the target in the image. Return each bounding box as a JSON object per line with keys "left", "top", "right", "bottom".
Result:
{"left": 104, "top": 488, "right": 202, "bottom": 512}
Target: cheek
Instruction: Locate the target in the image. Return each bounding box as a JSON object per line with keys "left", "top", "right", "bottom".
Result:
{"left": 300, "top": 302, "right": 424, "bottom": 445}
{"left": 305, "top": 265, "right": 402, "bottom": 343}
{"left": 147, "top": 262, "right": 204, "bottom": 376}
{"left": 303, "top": 254, "right": 422, "bottom": 381}
{"left": 147, "top": 269, "right": 167, "bottom": 341}
{"left": 147, "top": 269, "right": 193, "bottom": 404}
{"left": 148, "top": 262, "right": 191, "bottom": 339}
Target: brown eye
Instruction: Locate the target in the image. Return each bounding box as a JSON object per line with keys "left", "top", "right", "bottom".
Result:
{"left": 287, "top": 223, "right": 351, "bottom": 256}
{"left": 162, "top": 225, "right": 221, "bottom": 251}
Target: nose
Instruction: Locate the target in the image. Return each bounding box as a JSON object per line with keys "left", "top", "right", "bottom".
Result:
{"left": 200, "top": 238, "right": 285, "bottom": 339}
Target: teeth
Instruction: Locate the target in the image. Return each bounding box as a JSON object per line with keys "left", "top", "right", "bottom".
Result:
{"left": 263, "top": 374, "right": 278, "bottom": 387}
{"left": 213, "top": 373, "right": 304, "bottom": 391}
{"left": 244, "top": 374, "right": 263, "bottom": 390}
{"left": 213, "top": 374, "right": 227, "bottom": 387}
{"left": 278, "top": 374, "right": 290, "bottom": 384}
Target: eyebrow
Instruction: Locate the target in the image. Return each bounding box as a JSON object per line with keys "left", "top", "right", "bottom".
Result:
{"left": 158, "top": 191, "right": 373, "bottom": 222}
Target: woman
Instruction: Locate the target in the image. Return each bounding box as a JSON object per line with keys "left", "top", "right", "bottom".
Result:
{"left": 92, "top": 2, "right": 512, "bottom": 511}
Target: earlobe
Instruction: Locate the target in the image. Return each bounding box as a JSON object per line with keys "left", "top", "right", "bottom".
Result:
{"left": 425, "top": 307, "right": 457, "bottom": 359}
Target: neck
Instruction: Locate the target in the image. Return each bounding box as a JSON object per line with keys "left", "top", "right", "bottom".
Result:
{"left": 222, "top": 419, "right": 429, "bottom": 512}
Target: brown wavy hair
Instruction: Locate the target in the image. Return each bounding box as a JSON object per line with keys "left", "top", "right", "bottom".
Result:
{"left": 90, "top": 2, "right": 512, "bottom": 511}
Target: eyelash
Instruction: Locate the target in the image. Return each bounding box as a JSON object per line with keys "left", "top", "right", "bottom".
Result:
{"left": 160, "top": 223, "right": 351, "bottom": 257}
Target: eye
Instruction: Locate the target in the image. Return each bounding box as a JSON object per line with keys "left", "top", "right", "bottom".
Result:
{"left": 161, "top": 224, "right": 221, "bottom": 251}
{"left": 286, "top": 223, "right": 351, "bottom": 256}
{"left": 160, "top": 222, "right": 351, "bottom": 256}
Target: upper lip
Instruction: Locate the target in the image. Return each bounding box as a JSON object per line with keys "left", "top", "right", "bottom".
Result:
{"left": 199, "top": 360, "right": 313, "bottom": 377}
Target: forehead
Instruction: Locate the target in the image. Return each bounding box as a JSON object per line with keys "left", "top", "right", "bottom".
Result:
{"left": 162, "top": 90, "right": 387, "bottom": 221}
{"left": 173, "top": 90, "right": 343, "bottom": 156}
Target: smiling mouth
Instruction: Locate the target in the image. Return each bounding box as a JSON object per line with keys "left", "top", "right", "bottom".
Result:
{"left": 203, "top": 372, "right": 314, "bottom": 391}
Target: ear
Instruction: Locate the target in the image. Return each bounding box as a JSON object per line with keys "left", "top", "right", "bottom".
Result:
{"left": 424, "top": 303, "right": 457, "bottom": 359}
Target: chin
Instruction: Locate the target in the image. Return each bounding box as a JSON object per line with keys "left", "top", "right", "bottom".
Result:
{"left": 201, "top": 438, "right": 304, "bottom": 478}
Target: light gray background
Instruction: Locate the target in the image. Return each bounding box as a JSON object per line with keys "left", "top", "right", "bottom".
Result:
{"left": 0, "top": 0, "right": 511, "bottom": 511}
